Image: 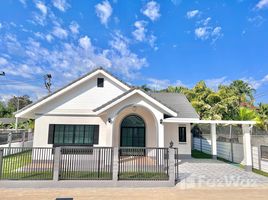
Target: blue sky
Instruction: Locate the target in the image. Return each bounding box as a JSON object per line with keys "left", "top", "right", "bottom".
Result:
{"left": 0, "top": 0, "right": 268, "bottom": 103}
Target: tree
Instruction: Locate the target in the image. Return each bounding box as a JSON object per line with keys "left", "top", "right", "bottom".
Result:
{"left": 257, "top": 103, "right": 268, "bottom": 131}
{"left": 230, "top": 80, "right": 255, "bottom": 104}
{"left": 139, "top": 84, "right": 152, "bottom": 92}
{"left": 235, "top": 107, "right": 259, "bottom": 122}
{"left": 7, "top": 95, "right": 32, "bottom": 114}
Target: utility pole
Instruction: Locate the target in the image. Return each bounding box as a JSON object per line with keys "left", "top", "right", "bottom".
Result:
{"left": 44, "top": 74, "right": 52, "bottom": 94}
{"left": 0, "top": 71, "right": 5, "bottom": 76}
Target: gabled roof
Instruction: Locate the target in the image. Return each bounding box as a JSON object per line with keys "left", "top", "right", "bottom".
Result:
{"left": 15, "top": 67, "right": 131, "bottom": 118}
{"left": 147, "top": 92, "right": 199, "bottom": 119}
{"left": 93, "top": 89, "right": 178, "bottom": 117}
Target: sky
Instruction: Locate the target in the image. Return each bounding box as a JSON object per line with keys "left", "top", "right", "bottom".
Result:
{"left": 0, "top": 0, "right": 268, "bottom": 104}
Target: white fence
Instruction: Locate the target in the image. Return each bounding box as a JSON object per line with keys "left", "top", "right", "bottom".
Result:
{"left": 193, "top": 137, "right": 268, "bottom": 173}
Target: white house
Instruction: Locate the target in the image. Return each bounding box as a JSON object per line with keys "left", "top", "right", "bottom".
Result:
{"left": 15, "top": 68, "right": 199, "bottom": 158}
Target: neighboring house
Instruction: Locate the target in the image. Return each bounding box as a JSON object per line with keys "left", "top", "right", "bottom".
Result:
{"left": 15, "top": 68, "right": 199, "bottom": 158}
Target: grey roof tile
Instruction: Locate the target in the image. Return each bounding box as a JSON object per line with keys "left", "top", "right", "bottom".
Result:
{"left": 147, "top": 92, "right": 200, "bottom": 118}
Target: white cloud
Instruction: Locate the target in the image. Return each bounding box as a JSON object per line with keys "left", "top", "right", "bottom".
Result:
{"left": 195, "top": 27, "right": 210, "bottom": 40}
{"left": 0, "top": 23, "right": 2, "bottom": 29}
{"left": 256, "top": 0, "right": 268, "bottom": 9}
{"left": 52, "top": 26, "right": 68, "bottom": 39}
{"left": 141, "top": 1, "right": 161, "bottom": 21}
{"left": 147, "top": 78, "right": 186, "bottom": 90}
{"left": 205, "top": 77, "right": 229, "bottom": 91}
{"left": 132, "top": 20, "right": 158, "bottom": 50}
{"left": 242, "top": 75, "right": 268, "bottom": 89}
{"left": 35, "top": 1, "right": 47, "bottom": 16}
{"left": 19, "top": 0, "right": 27, "bottom": 6}
{"left": 186, "top": 10, "right": 200, "bottom": 19}
{"left": 132, "top": 20, "right": 147, "bottom": 42}
{"left": 69, "top": 21, "right": 79, "bottom": 34}
{"left": 46, "top": 34, "right": 54, "bottom": 42}
{"left": 79, "top": 36, "right": 92, "bottom": 50}
{"left": 95, "top": 0, "right": 113, "bottom": 26}
{"left": 52, "top": 0, "right": 70, "bottom": 12}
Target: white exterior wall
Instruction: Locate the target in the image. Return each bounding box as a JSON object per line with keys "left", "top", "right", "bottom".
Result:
{"left": 34, "top": 115, "right": 108, "bottom": 147}
{"left": 34, "top": 74, "right": 126, "bottom": 115}
{"left": 164, "top": 123, "right": 192, "bottom": 156}
{"left": 106, "top": 93, "right": 164, "bottom": 148}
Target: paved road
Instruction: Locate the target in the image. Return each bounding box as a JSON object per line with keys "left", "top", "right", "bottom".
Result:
{"left": 1, "top": 187, "right": 268, "bottom": 200}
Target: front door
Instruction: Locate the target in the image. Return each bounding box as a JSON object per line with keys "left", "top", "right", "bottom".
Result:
{"left": 120, "top": 115, "right": 145, "bottom": 155}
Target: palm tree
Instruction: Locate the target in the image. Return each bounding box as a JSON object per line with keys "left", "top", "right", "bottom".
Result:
{"left": 230, "top": 80, "right": 256, "bottom": 104}
{"left": 236, "top": 107, "right": 260, "bottom": 122}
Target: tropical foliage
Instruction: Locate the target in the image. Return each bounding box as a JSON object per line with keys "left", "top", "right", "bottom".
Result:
{"left": 141, "top": 79, "right": 268, "bottom": 130}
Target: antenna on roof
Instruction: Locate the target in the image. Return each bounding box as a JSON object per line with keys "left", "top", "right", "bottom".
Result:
{"left": 44, "top": 74, "right": 52, "bottom": 94}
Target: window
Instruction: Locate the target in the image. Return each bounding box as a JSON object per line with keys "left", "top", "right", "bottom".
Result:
{"left": 178, "top": 127, "right": 186, "bottom": 143}
{"left": 97, "top": 78, "right": 104, "bottom": 87}
{"left": 48, "top": 124, "right": 99, "bottom": 146}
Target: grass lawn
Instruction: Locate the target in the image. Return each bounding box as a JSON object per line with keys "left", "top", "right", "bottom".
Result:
{"left": 1, "top": 150, "right": 53, "bottom": 180}
{"left": 60, "top": 171, "right": 112, "bottom": 180}
{"left": 191, "top": 150, "right": 212, "bottom": 159}
{"left": 253, "top": 168, "right": 268, "bottom": 177}
{"left": 118, "top": 172, "right": 169, "bottom": 180}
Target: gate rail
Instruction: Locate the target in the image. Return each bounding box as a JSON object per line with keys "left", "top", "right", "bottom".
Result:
{"left": 118, "top": 147, "right": 169, "bottom": 181}
{"left": 59, "top": 147, "right": 113, "bottom": 180}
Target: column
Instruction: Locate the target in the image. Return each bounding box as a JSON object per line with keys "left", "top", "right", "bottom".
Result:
{"left": 158, "top": 122, "right": 164, "bottom": 147}
{"left": 242, "top": 124, "right": 253, "bottom": 171}
{"left": 211, "top": 123, "right": 217, "bottom": 159}
{"left": 168, "top": 148, "right": 175, "bottom": 186}
{"left": 53, "top": 147, "right": 61, "bottom": 181}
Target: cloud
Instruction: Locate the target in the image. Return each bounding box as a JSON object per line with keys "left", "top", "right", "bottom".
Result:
{"left": 205, "top": 77, "right": 229, "bottom": 91}
{"left": 248, "top": 15, "right": 265, "bottom": 27}
{"left": 132, "top": 20, "right": 147, "bottom": 42}
{"left": 132, "top": 20, "right": 158, "bottom": 50}
{"left": 69, "top": 21, "right": 79, "bottom": 34}
{"left": 52, "top": 0, "right": 70, "bottom": 12}
{"left": 147, "top": 78, "right": 186, "bottom": 90}
{"left": 95, "top": 0, "right": 113, "bottom": 26}
{"left": 35, "top": 1, "right": 47, "bottom": 16}
{"left": 195, "top": 27, "right": 210, "bottom": 40}
{"left": 256, "top": 0, "right": 268, "bottom": 9}
{"left": 242, "top": 75, "right": 268, "bottom": 89}
{"left": 141, "top": 1, "right": 161, "bottom": 21}
{"left": 186, "top": 10, "right": 200, "bottom": 19}
{"left": 79, "top": 36, "right": 92, "bottom": 50}
{"left": 194, "top": 17, "right": 223, "bottom": 43}
{"left": 52, "top": 26, "right": 68, "bottom": 39}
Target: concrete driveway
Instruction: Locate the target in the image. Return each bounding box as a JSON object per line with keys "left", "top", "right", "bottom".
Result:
{"left": 177, "top": 158, "right": 268, "bottom": 188}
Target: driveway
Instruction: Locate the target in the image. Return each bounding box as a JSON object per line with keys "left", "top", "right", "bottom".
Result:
{"left": 177, "top": 158, "right": 268, "bottom": 188}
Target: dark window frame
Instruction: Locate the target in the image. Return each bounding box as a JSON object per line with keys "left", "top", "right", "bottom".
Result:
{"left": 97, "top": 78, "right": 104, "bottom": 87}
{"left": 49, "top": 124, "right": 99, "bottom": 147}
{"left": 178, "top": 126, "right": 187, "bottom": 143}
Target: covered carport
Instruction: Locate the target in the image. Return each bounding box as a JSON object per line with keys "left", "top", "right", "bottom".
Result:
{"left": 163, "top": 118, "right": 256, "bottom": 171}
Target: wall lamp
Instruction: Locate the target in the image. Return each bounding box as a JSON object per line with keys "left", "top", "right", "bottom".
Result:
{"left": 108, "top": 118, "right": 112, "bottom": 124}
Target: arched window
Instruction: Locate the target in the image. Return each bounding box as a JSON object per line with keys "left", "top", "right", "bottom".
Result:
{"left": 120, "top": 115, "right": 145, "bottom": 147}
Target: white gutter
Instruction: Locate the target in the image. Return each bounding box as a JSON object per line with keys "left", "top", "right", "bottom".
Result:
{"left": 163, "top": 118, "right": 256, "bottom": 125}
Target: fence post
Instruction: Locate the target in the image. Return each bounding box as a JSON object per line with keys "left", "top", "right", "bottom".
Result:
{"left": 168, "top": 148, "right": 175, "bottom": 186}
{"left": 7, "top": 133, "right": 12, "bottom": 156}
{"left": 22, "top": 132, "right": 26, "bottom": 148}
{"left": 0, "top": 148, "right": 3, "bottom": 179}
{"left": 53, "top": 147, "right": 61, "bottom": 181}
{"left": 258, "top": 146, "right": 262, "bottom": 171}
{"left": 112, "top": 147, "right": 119, "bottom": 184}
